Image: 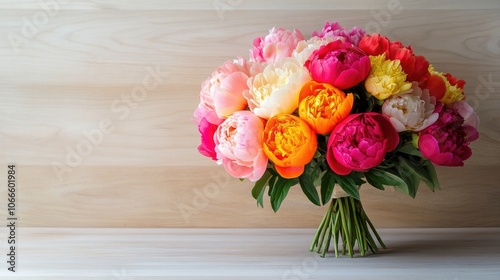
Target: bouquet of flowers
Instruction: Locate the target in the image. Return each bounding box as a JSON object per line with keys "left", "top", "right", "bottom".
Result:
{"left": 194, "top": 21, "right": 479, "bottom": 257}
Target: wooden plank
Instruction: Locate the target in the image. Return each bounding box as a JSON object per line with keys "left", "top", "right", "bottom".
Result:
{"left": 0, "top": 5, "right": 498, "bottom": 229}
{"left": 0, "top": 10, "right": 498, "bottom": 75}
{"left": 0, "top": 228, "right": 498, "bottom": 278}
{"left": 0, "top": 10, "right": 498, "bottom": 167}
{"left": 0, "top": 85, "right": 497, "bottom": 167}
{"left": 0, "top": 165, "right": 498, "bottom": 227}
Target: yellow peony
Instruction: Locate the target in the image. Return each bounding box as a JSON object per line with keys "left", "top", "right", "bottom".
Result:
{"left": 364, "top": 54, "right": 412, "bottom": 100}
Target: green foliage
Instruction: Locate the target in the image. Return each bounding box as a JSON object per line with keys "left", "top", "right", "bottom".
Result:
{"left": 320, "top": 171, "right": 335, "bottom": 205}
{"left": 269, "top": 177, "right": 297, "bottom": 212}
{"left": 251, "top": 171, "right": 271, "bottom": 208}
{"left": 250, "top": 137, "right": 441, "bottom": 211}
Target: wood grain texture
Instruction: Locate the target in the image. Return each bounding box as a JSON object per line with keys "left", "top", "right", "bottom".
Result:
{"left": 0, "top": 1, "right": 499, "bottom": 227}
{"left": 0, "top": 165, "right": 498, "bottom": 228}
{"left": 0, "top": 0, "right": 499, "bottom": 10}
{"left": 0, "top": 228, "right": 499, "bottom": 279}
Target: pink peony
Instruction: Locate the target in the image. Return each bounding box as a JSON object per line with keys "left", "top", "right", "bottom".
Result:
{"left": 194, "top": 97, "right": 223, "bottom": 127}
{"left": 197, "top": 117, "right": 218, "bottom": 160}
{"left": 214, "top": 111, "right": 268, "bottom": 182}
{"left": 195, "top": 58, "right": 259, "bottom": 123}
{"left": 250, "top": 27, "right": 304, "bottom": 63}
{"left": 312, "top": 21, "right": 366, "bottom": 46}
{"left": 327, "top": 113, "right": 399, "bottom": 175}
{"left": 418, "top": 105, "right": 478, "bottom": 166}
{"left": 305, "top": 40, "right": 371, "bottom": 90}
{"left": 453, "top": 100, "right": 479, "bottom": 131}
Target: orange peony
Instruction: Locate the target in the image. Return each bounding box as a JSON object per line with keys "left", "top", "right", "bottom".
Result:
{"left": 298, "top": 81, "right": 354, "bottom": 134}
{"left": 263, "top": 114, "right": 317, "bottom": 178}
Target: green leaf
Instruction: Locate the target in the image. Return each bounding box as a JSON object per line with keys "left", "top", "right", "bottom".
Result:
{"left": 321, "top": 171, "right": 336, "bottom": 205}
{"left": 270, "top": 177, "right": 294, "bottom": 212}
{"left": 267, "top": 175, "right": 277, "bottom": 197}
{"left": 364, "top": 171, "right": 385, "bottom": 190}
{"left": 332, "top": 173, "right": 360, "bottom": 200}
{"left": 299, "top": 173, "right": 321, "bottom": 206}
{"left": 399, "top": 156, "right": 435, "bottom": 191}
{"left": 313, "top": 170, "right": 326, "bottom": 187}
{"left": 397, "top": 143, "right": 423, "bottom": 158}
{"left": 373, "top": 168, "right": 411, "bottom": 195}
{"left": 251, "top": 170, "right": 272, "bottom": 207}
{"left": 424, "top": 160, "right": 441, "bottom": 191}
{"left": 351, "top": 172, "right": 367, "bottom": 186}
{"left": 395, "top": 164, "right": 420, "bottom": 198}
{"left": 369, "top": 168, "right": 405, "bottom": 185}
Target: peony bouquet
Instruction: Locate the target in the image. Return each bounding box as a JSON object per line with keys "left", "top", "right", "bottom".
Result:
{"left": 194, "top": 21, "right": 479, "bottom": 257}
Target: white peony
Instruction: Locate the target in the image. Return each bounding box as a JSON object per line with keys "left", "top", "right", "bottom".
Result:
{"left": 244, "top": 57, "right": 311, "bottom": 119}
{"left": 382, "top": 82, "right": 439, "bottom": 132}
{"left": 292, "top": 36, "right": 336, "bottom": 65}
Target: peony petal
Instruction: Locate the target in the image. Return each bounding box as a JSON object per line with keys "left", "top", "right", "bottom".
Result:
{"left": 414, "top": 112, "right": 439, "bottom": 132}
{"left": 327, "top": 148, "right": 352, "bottom": 175}
{"left": 197, "top": 117, "right": 218, "bottom": 160}
{"left": 276, "top": 165, "right": 305, "bottom": 179}
{"left": 248, "top": 149, "right": 268, "bottom": 182}
{"left": 418, "top": 134, "right": 442, "bottom": 162}
{"left": 372, "top": 113, "right": 399, "bottom": 151}
{"left": 214, "top": 72, "right": 249, "bottom": 118}
{"left": 463, "top": 125, "right": 479, "bottom": 142}
{"left": 223, "top": 158, "right": 253, "bottom": 178}
{"left": 334, "top": 68, "right": 360, "bottom": 89}
{"left": 352, "top": 148, "right": 370, "bottom": 167}
{"left": 423, "top": 74, "right": 446, "bottom": 100}
{"left": 389, "top": 117, "right": 407, "bottom": 132}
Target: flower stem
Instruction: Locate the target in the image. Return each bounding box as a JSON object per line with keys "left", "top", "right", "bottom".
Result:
{"left": 310, "top": 197, "right": 385, "bottom": 257}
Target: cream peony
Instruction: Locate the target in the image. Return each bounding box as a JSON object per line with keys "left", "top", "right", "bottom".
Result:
{"left": 382, "top": 82, "right": 438, "bottom": 132}
{"left": 292, "top": 36, "right": 335, "bottom": 65}
{"left": 244, "top": 57, "right": 311, "bottom": 119}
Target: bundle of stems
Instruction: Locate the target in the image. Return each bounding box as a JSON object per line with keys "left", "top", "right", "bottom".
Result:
{"left": 310, "top": 197, "right": 386, "bottom": 258}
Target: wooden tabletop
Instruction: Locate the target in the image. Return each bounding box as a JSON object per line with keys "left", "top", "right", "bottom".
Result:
{"left": 1, "top": 228, "right": 499, "bottom": 279}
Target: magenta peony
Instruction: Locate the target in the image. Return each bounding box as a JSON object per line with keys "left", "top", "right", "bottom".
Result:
{"left": 327, "top": 112, "right": 399, "bottom": 175}
{"left": 305, "top": 40, "right": 371, "bottom": 90}
{"left": 214, "top": 111, "right": 268, "bottom": 182}
{"left": 418, "top": 105, "right": 478, "bottom": 166}
{"left": 197, "top": 117, "right": 218, "bottom": 160}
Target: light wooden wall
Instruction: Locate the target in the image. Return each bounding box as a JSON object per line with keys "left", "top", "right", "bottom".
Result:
{"left": 0, "top": 0, "right": 499, "bottom": 228}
